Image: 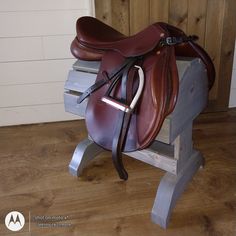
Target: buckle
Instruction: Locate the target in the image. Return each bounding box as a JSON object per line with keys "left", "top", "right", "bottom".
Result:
{"left": 161, "top": 37, "right": 180, "bottom": 46}
{"left": 165, "top": 37, "right": 177, "bottom": 45}
{"left": 160, "top": 35, "right": 199, "bottom": 47}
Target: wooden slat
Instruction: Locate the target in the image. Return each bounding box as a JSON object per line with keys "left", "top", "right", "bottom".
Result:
{"left": 0, "top": 35, "right": 74, "bottom": 62}
{"left": 0, "top": 59, "right": 75, "bottom": 85}
{"left": 204, "top": 0, "right": 225, "bottom": 100}
{"left": 64, "top": 92, "right": 88, "bottom": 117}
{"left": 0, "top": 82, "right": 65, "bottom": 108}
{"left": 169, "top": 0, "right": 188, "bottom": 32}
{"left": 65, "top": 70, "right": 96, "bottom": 92}
{"left": 129, "top": 0, "right": 150, "bottom": 34}
{"left": 217, "top": 0, "right": 236, "bottom": 109}
{"left": 95, "top": 0, "right": 130, "bottom": 35}
{"left": 0, "top": 10, "right": 87, "bottom": 37}
{"left": 187, "top": 0, "right": 207, "bottom": 47}
{"left": 150, "top": 0, "right": 169, "bottom": 24}
{"left": 42, "top": 35, "right": 74, "bottom": 60}
{"left": 170, "top": 59, "right": 208, "bottom": 143}
{"left": 0, "top": 37, "right": 43, "bottom": 62}
{"left": 111, "top": 0, "right": 130, "bottom": 35}
{"left": 128, "top": 147, "right": 177, "bottom": 174}
{"left": 73, "top": 60, "right": 100, "bottom": 73}
{"left": 95, "top": 0, "right": 112, "bottom": 25}
{"left": 0, "top": 0, "right": 90, "bottom": 11}
{"left": 0, "top": 103, "right": 78, "bottom": 126}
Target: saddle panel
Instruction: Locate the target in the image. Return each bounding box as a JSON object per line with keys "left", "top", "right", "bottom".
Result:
{"left": 75, "top": 16, "right": 166, "bottom": 58}
{"left": 85, "top": 48, "right": 178, "bottom": 152}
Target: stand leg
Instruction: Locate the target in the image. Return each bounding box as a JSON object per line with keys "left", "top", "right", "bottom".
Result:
{"left": 69, "top": 138, "right": 104, "bottom": 176}
{"left": 151, "top": 150, "right": 204, "bottom": 228}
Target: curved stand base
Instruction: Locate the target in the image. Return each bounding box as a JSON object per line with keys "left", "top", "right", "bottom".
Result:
{"left": 68, "top": 139, "right": 203, "bottom": 229}
{"left": 69, "top": 138, "right": 104, "bottom": 176}
{"left": 151, "top": 150, "right": 203, "bottom": 228}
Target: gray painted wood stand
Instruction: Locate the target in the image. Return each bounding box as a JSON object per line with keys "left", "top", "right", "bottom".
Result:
{"left": 64, "top": 58, "right": 208, "bottom": 228}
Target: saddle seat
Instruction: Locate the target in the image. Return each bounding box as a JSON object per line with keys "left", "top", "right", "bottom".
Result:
{"left": 71, "top": 16, "right": 166, "bottom": 59}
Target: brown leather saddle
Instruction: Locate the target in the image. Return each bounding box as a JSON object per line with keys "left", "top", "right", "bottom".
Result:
{"left": 70, "top": 16, "right": 215, "bottom": 180}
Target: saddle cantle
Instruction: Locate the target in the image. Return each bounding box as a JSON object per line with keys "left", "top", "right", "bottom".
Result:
{"left": 70, "top": 16, "right": 215, "bottom": 180}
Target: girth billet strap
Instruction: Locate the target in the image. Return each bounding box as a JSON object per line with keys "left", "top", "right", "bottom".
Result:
{"left": 78, "top": 56, "right": 143, "bottom": 180}
{"left": 101, "top": 60, "right": 144, "bottom": 180}
{"left": 77, "top": 58, "right": 137, "bottom": 104}
{"left": 160, "top": 35, "right": 198, "bottom": 47}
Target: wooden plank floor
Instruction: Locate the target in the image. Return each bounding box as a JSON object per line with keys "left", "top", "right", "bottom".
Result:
{"left": 0, "top": 110, "right": 236, "bottom": 236}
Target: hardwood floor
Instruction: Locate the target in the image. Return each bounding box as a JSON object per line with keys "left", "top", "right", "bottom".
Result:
{"left": 0, "top": 110, "right": 235, "bottom": 236}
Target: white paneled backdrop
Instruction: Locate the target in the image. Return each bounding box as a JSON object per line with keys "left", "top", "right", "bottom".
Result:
{"left": 0, "top": 0, "right": 94, "bottom": 126}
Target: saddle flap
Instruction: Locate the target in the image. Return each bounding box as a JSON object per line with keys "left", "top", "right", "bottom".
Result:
{"left": 85, "top": 48, "right": 178, "bottom": 152}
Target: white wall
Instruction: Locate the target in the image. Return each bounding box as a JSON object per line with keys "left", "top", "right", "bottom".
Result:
{"left": 229, "top": 41, "right": 236, "bottom": 108}
{"left": 0, "top": 0, "right": 94, "bottom": 126}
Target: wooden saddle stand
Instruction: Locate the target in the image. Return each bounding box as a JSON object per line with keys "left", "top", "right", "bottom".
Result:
{"left": 65, "top": 16, "right": 215, "bottom": 228}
